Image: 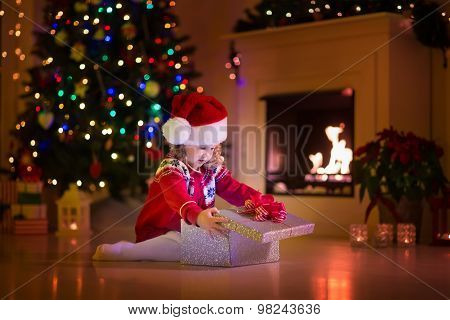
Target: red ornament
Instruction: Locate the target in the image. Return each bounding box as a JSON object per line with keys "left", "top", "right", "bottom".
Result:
{"left": 18, "top": 164, "right": 43, "bottom": 182}
{"left": 89, "top": 160, "right": 102, "bottom": 179}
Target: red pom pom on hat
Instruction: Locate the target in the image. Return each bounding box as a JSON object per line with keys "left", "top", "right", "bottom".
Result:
{"left": 162, "top": 93, "right": 228, "bottom": 145}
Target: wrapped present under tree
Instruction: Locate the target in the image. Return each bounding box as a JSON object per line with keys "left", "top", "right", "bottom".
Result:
{"left": 1, "top": 180, "right": 48, "bottom": 234}
{"left": 181, "top": 207, "right": 314, "bottom": 267}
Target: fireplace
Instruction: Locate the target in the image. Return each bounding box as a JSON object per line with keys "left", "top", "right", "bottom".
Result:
{"left": 263, "top": 89, "right": 354, "bottom": 197}
{"left": 225, "top": 13, "right": 430, "bottom": 237}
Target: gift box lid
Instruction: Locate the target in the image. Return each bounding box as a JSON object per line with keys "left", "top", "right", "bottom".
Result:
{"left": 217, "top": 208, "right": 314, "bottom": 243}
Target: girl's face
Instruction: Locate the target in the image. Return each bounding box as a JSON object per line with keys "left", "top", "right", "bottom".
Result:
{"left": 185, "top": 145, "right": 216, "bottom": 169}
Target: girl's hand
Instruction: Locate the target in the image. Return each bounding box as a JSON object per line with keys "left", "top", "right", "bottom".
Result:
{"left": 196, "top": 207, "right": 229, "bottom": 237}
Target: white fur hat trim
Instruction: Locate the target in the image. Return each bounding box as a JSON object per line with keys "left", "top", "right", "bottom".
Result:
{"left": 162, "top": 116, "right": 227, "bottom": 146}
{"left": 161, "top": 117, "right": 191, "bottom": 145}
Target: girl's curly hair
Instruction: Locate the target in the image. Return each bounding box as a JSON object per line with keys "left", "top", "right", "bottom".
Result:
{"left": 166, "top": 143, "right": 225, "bottom": 170}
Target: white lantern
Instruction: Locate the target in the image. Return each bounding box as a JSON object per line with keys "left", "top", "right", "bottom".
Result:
{"left": 56, "top": 183, "right": 91, "bottom": 235}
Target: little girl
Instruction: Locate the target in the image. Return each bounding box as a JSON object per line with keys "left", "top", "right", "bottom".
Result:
{"left": 92, "top": 92, "right": 264, "bottom": 261}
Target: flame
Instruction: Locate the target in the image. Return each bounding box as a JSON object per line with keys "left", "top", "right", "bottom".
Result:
{"left": 310, "top": 125, "right": 353, "bottom": 175}
{"left": 69, "top": 222, "right": 78, "bottom": 230}
{"left": 309, "top": 152, "right": 323, "bottom": 174}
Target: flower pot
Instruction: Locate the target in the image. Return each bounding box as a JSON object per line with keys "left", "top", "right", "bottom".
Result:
{"left": 378, "top": 196, "right": 423, "bottom": 243}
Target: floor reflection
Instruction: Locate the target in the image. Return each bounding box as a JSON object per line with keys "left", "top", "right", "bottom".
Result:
{"left": 1, "top": 234, "right": 448, "bottom": 299}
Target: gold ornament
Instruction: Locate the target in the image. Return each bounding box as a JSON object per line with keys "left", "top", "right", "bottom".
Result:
{"left": 121, "top": 22, "right": 137, "bottom": 40}
{"left": 74, "top": 81, "right": 88, "bottom": 98}
{"left": 54, "top": 30, "right": 68, "bottom": 46}
{"left": 20, "top": 152, "right": 32, "bottom": 165}
{"left": 93, "top": 29, "right": 105, "bottom": 41}
{"left": 143, "top": 80, "right": 160, "bottom": 98}
{"left": 104, "top": 138, "right": 113, "bottom": 151}
{"left": 38, "top": 112, "right": 54, "bottom": 129}
{"left": 74, "top": 2, "right": 88, "bottom": 13}
{"left": 70, "top": 42, "right": 86, "bottom": 62}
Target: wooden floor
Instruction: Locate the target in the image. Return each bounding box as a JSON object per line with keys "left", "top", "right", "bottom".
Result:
{"left": 1, "top": 199, "right": 449, "bottom": 300}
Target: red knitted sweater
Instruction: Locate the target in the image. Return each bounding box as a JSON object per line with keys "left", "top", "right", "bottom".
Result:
{"left": 135, "top": 158, "right": 262, "bottom": 242}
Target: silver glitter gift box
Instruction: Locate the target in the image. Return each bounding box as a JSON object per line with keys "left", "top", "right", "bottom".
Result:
{"left": 181, "top": 208, "right": 314, "bottom": 267}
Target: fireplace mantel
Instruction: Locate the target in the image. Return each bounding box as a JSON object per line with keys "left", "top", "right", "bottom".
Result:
{"left": 224, "top": 12, "right": 431, "bottom": 237}
{"left": 224, "top": 12, "right": 404, "bottom": 50}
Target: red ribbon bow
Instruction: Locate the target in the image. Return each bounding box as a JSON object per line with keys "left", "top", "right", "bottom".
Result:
{"left": 240, "top": 194, "right": 287, "bottom": 223}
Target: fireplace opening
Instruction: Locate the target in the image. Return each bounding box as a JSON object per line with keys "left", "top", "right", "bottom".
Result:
{"left": 263, "top": 88, "right": 354, "bottom": 197}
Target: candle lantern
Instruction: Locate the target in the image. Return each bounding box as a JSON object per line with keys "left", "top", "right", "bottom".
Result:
{"left": 349, "top": 224, "right": 368, "bottom": 247}
{"left": 397, "top": 223, "right": 416, "bottom": 247}
{"left": 56, "top": 184, "right": 91, "bottom": 236}
{"left": 374, "top": 223, "right": 394, "bottom": 247}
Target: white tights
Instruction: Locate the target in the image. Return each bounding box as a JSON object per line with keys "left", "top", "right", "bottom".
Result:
{"left": 92, "top": 231, "right": 181, "bottom": 261}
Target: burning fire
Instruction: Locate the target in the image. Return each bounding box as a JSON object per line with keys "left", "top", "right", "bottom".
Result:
{"left": 309, "top": 124, "right": 353, "bottom": 175}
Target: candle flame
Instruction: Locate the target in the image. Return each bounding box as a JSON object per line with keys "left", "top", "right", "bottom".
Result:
{"left": 69, "top": 222, "right": 78, "bottom": 230}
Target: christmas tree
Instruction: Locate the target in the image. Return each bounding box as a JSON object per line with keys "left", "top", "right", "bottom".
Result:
{"left": 10, "top": 0, "right": 201, "bottom": 197}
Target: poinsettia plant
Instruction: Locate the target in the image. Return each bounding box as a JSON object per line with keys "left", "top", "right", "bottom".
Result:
{"left": 353, "top": 127, "right": 447, "bottom": 222}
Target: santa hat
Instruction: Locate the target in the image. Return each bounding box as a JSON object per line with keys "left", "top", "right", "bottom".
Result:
{"left": 162, "top": 93, "right": 228, "bottom": 146}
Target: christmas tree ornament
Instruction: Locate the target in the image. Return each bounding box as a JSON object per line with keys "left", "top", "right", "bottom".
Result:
{"left": 155, "top": 60, "right": 169, "bottom": 74}
{"left": 143, "top": 80, "right": 160, "bottom": 98}
{"left": 104, "top": 138, "right": 113, "bottom": 151}
{"left": 18, "top": 163, "right": 43, "bottom": 182}
{"left": 104, "top": 99, "right": 114, "bottom": 109}
{"left": 70, "top": 42, "right": 86, "bottom": 62}
{"left": 74, "top": 2, "right": 88, "bottom": 13}
{"left": 20, "top": 150, "right": 33, "bottom": 165}
{"left": 54, "top": 29, "right": 68, "bottom": 46}
{"left": 74, "top": 81, "right": 88, "bottom": 98}
{"left": 121, "top": 22, "right": 137, "bottom": 40}
{"left": 37, "top": 111, "right": 54, "bottom": 130}
{"left": 89, "top": 160, "right": 102, "bottom": 179}
{"left": 93, "top": 29, "right": 105, "bottom": 40}
{"left": 17, "top": 151, "right": 43, "bottom": 182}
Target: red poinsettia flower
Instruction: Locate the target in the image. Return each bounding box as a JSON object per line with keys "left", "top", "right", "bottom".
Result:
{"left": 399, "top": 152, "right": 410, "bottom": 165}
{"left": 353, "top": 127, "right": 448, "bottom": 223}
